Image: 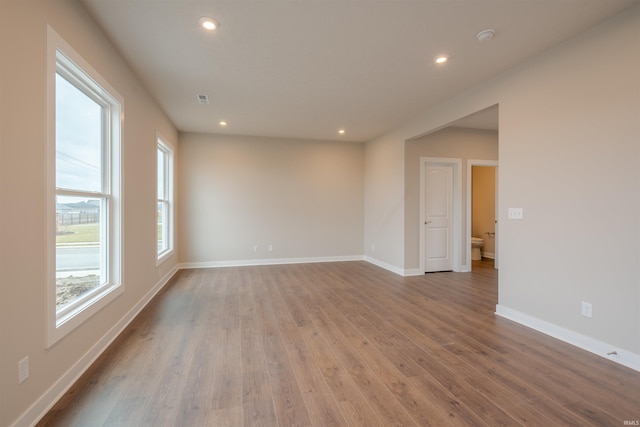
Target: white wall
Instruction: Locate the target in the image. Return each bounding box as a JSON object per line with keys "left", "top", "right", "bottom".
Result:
{"left": 364, "top": 5, "right": 640, "bottom": 361}
{"left": 0, "top": 1, "right": 179, "bottom": 425}
{"left": 178, "top": 133, "right": 364, "bottom": 266}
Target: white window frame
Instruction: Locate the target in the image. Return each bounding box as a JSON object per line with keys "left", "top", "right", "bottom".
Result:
{"left": 46, "top": 27, "right": 123, "bottom": 347}
{"left": 156, "top": 136, "right": 174, "bottom": 263}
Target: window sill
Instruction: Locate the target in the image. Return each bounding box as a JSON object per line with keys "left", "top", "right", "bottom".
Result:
{"left": 156, "top": 249, "right": 174, "bottom": 266}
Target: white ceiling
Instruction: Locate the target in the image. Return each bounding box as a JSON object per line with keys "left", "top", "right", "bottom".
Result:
{"left": 80, "top": 0, "right": 638, "bottom": 142}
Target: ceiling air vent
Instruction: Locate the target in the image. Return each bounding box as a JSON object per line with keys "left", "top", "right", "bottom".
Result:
{"left": 197, "top": 94, "right": 209, "bottom": 105}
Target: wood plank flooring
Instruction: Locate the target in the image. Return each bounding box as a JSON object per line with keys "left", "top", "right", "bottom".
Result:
{"left": 38, "top": 260, "right": 640, "bottom": 426}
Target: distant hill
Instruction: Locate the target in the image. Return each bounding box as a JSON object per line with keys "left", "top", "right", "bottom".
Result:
{"left": 57, "top": 200, "right": 100, "bottom": 212}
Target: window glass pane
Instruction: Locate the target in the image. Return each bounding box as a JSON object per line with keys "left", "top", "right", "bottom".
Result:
{"left": 56, "top": 73, "right": 103, "bottom": 192}
{"left": 157, "top": 139, "right": 172, "bottom": 259}
{"left": 157, "top": 148, "right": 165, "bottom": 199}
{"left": 56, "top": 195, "right": 104, "bottom": 309}
{"left": 157, "top": 201, "right": 167, "bottom": 253}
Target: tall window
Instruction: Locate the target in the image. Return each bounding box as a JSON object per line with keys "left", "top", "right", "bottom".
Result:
{"left": 47, "top": 28, "right": 122, "bottom": 345}
{"left": 157, "top": 138, "right": 174, "bottom": 261}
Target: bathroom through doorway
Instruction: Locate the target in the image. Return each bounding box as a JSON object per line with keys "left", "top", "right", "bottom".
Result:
{"left": 468, "top": 161, "right": 498, "bottom": 270}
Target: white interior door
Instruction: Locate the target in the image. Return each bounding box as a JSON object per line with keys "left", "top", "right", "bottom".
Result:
{"left": 425, "top": 164, "right": 454, "bottom": 272}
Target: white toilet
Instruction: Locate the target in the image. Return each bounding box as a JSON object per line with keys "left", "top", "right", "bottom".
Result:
{"left": 471, "top": 237, "right": 484, "bottom": 261}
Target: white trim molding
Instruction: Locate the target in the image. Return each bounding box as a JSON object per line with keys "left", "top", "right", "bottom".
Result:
{"left": 363, "top": 256, "right": 405, "bottom": 276}
{"left": 496, "top": 304, "right": 640, "bottom": 373}
{"left": 179, "top": 255, "right": 365, "bottom": 270}
{"left": 402, "top": 268, "right": 424, "bottom": 277}
{"left": 180, "top": 255, "right": 423, "bottom": 277}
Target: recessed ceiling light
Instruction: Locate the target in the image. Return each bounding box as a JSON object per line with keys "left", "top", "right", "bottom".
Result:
{"left": 435, "top": 55, "right": 448, "bottom": 64}
{"left": 199, "top": 16, "right": 219, "bottom": 31}
{"left": 338, "top": 129, "right": 345, "bottom": 134}
{"left": 219, "top": 121, "right": 227, "bottom": 126}
{"left": 476, "top": 29, "right": 495, "bottom": 43}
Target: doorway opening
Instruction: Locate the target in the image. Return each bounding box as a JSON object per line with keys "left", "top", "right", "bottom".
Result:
{"left": 468, "top": 161, "right": 498, "bottom": 270}
{"left": 411, "top": 104, "right": 499, "bottom": 275}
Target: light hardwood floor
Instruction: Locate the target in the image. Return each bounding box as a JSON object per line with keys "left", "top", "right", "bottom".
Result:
{"left": 38, "top": 260, "right": 640, "bottom": 426}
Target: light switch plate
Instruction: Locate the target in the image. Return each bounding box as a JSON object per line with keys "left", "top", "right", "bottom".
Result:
{"left": 508, "top": 208, "right": 524, "bottom": 220}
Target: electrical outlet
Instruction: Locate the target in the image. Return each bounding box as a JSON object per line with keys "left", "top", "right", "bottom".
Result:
{"left": 581, "top": 301, "right": 593, "bottom": 318}
{"left": 253, "top": 245, "right": 259, "bottom": 253}
{"left": 268, "top": 244, "right": 274, "bottom": 252}
{"left": 18, "top": 356, "right": 29, "bottom": 384}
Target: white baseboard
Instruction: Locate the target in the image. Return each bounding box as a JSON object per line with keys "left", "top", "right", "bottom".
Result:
{"left": 403, "top": 268, "right": 424, "bottom": 276}
{"left": 178, "top": 254, "right": 364, "bottom": 270}
{"left": 363, "top": 256, "right": 406, "bottom": 276}
{"left": 14, "top": 266, "right": 179, "bottom": 427}
{"left": 495, "top": 304, "right": 640, "bottom": 373}
{"left": 481, "top": 252, "right": 495, "bottom": 259}
{"left": 181, "top": 255, "right": 420, "bottom": 277}
{"left": 180, "top": 255, "right": 422, "bottom": 278}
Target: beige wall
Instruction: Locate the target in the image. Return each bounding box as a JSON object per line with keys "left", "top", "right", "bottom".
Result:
{"left": 472, "top": 166, "right": 496, "bottom": 257}
{"left": 363, "top": 133, "right": 407, "bottom": 272}
{"left": 404, "top": 128, "right": 498, "bottom": 270}
{"left": 365, "top": 5, "right": 640, "bottom": 359}
{"left": 0, "top": 1, "right": 178, "bottom": 425}
{"left": 178, "top": 133, "right": 364, "bottom": 265}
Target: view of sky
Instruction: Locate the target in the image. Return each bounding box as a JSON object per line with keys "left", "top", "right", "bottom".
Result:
{"left": 55, "top": 72, "right": 103, "bottom": 194}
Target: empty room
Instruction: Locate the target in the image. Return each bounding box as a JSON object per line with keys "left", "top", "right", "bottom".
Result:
{"left": 1, "top": 0, "right": 640, "bottom": 426}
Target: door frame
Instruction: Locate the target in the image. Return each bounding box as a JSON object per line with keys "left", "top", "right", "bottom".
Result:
{"left": 467, "top": 160, "right": 499, "bottom": 269}
{"left": 420, "top": 157, "right": 463, "bottom": 273}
